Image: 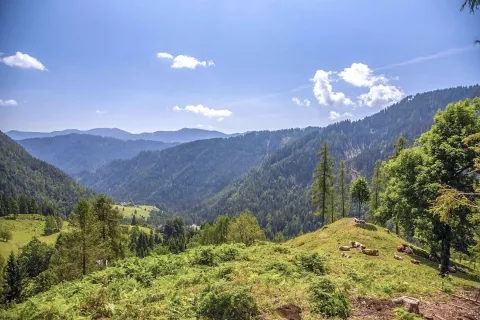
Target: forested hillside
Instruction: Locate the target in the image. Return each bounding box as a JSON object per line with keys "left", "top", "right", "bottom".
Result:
{"left": 0, "top": 132, "right": 93, "bottom": 214}
{"left": 201, "top": 85, "right": 480, "bottom": 237}
{"left": 17, "top": 134, "right": 178, "bottom": 176}
{"left": 79, "top": 128, "right": 319, "bottom": 209}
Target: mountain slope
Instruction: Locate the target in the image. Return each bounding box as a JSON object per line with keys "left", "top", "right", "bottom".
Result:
{"left": 17, "top": 134, "right": 178, "bottom": 176}
{"left": 200, "top": 85, "right": 480, "bottom": 236}
{"left": 0, "top": 131, "right": 93, "bottom": 213}
{"left": 79, "top": 128, "right": 319, "bottom": 210}
{"left": 7, "top": 128, "right": 230, "bottom": 143}
{"left": 2, "top": 218, "right": 479, "bottom": 319}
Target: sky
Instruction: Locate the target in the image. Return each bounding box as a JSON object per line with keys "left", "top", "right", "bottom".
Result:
{"left": 0, "top": 0, "right": 479, "bottom": 134}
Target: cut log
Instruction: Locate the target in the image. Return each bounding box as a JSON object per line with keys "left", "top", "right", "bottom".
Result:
{"left": 392, "top": 296, "right": 420, "bottom": 314}
{"left": 339, "top": 246, "right": 350, "bottom": 251}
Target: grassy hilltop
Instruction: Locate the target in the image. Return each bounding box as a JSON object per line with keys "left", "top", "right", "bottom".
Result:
{"left": 2, "top": 218, "right": 479, "bottom": 319}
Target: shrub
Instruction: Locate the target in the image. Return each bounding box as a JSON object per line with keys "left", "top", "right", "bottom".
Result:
{"left": 193, "top": 248, "right": 217, "bottom": 266}
{"left": 272, "top": 246, "right": 290, "bottom": 254}
{"left": 309, "top": 277, "right": 350, "bottom": 319}
{"left": 216, "top": 246, "right": 240, "bottom": 262}
{"left": 197, "top": 282, "right": 259, "bottom": 320}
{"left": 393, "top": 307, "right": 423, "bottom": 320}
{"left": 265, "top": 261, "right": 295, "bottom": 276}
{"left": 294, "top": 253, "right": 327, "bottom": 275}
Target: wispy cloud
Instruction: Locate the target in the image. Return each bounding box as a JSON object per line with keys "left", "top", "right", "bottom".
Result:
{"left": 95, "top": 110, "right": 107, "bottom": 115}
{"left": 0, "top": 99, "right": 17, "bottom": 106}
{"left": 375, "top": 45, "right": 475, "bottom": 71}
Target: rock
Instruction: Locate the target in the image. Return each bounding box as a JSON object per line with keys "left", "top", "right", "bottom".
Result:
{"left": 392, "top": 296, "right": 420, "bottom": 314}
{"left": 339, "top": 246, "right": 351, "bottom": 251}
{"left": 362, "top": 248, "right": 379, "bottom": 256}
{"left": 410, "top": 259, "right": 421, "bottom": 264}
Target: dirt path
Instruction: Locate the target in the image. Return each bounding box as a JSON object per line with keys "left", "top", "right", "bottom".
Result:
{"left": 350, "top": 290, "right": 480, "bottom": 320}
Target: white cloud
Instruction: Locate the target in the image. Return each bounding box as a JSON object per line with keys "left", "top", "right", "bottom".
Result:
{"left": 95, "top": 110, "right": 107, "bottom": 115}
{"left": 292, "top": 97, "right": 312, "bottom": 107}
{"left": 157, "top": 52, "right": 215, "bottom": 69}
{"left": 1, "top": 52, "right": 47, "bottom": 71}
{"left": 339, "top": 63, "right": 387, "bottom": 87}
{"left": 329, "top": 111, "right": 353, "bottom": 120}
{"left": 156, "top": 52, "right": 173, "bottom": 59}
{"left": 217, "top": 117, "right": 224, "bottom": 122}
{"left": 0, "top": 99, "right": 17, "bottom": 106}
{"left": 358, "top": 84, "right": 404, "bottom": 108}
{"left": 173, "top": 104, "right": 232, "bottom": 118}
{"left": 311, "top": 70, "right": 353, "bottom": 107}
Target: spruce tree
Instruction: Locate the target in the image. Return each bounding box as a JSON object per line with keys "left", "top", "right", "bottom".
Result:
{"left": 312, "top": 142, "right": 334, "bottom": 225}
{"left": 338, "top": 161, "right": 349, "bottom": 218}
{"left": 350, "top": 177, "right": 370, "bottom": 219}
{"left": 3, "top": 251, "right": 24, "bottom": 303}
{"left": 369, "top": 160, "right": 385, "bottom": 219}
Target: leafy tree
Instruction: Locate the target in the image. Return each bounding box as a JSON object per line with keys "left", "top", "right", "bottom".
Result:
{"left": 273, "top": 231, "right": 285, "bottom": 243}
{"left": 312, "top": 142, "right": 335, "bottom": 225}
{"left": 0, "top": 225, "right": 12, "bottom": 242}
{"left": 163, "top": 217, "right": 187, "bottom": 253}
{"left": 43, "top": 215, "right": 59, "bottom": 236}
{"left": 213, "top": 215, "right": 230, "bottom": 244}
{"left": 350, "top": 177, "right": 370, "bottom": 219}
{"left": 42, "top": 200, "right": 58, "bottom": 217}
{"left": 2, "top": 252, "right": 25, "bottom": 303}
{"left": 228, "top": 210, "right": 265, "bottom": 246}
{"left": 337, "top": 161, "right": 349, "bottom": 218}
{"left": 19, "top": 238, "right": 54, "bottom": 278}
{"left": 392, "top": 136, "right": 409, "bottom": 158}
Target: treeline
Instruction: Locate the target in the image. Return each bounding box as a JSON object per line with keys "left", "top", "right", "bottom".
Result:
{"left": 0, "top": 195, "right": 60, "bottom": 217}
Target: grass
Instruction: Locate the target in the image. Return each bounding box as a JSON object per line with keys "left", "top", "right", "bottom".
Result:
{"left": 0, "top": 215, "right": 66, "bottom": 259}
{"left": 115, "top": 205, "right": 158, "bottom": 219}
{"left": 2, "top": 218, "right": 479, "bottom": 319}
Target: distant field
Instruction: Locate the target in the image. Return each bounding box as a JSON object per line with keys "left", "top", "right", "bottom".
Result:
{"left": 0, "top": 215, "right": 65, "bottom": 259}
{"left": 115, "top": 205, "right": 158, "bottom": 219}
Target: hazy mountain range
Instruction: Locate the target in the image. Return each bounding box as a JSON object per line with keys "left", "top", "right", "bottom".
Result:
{"left": 6, "top": 127, "right": 231, "bottom": 143}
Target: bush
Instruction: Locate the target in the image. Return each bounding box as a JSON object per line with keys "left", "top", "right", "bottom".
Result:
{"left": 216, "top": 246, "right": 240, "bottom": 262}
{"left": 0, "top": 226, "right": 12, "bottom": 242}
{"left": 193, "top": 248, "right": 217, "bottom": 266}
{"left": 393, "top": 307, "right": 423, "bottom": 320}
{"left": 309, "top": 277, "right": 350, "bottom": 319}
{"left": 294, "top": 253, "right": 327, "bottom": 275}
{"left": 272, "top": 246, "right": 290, "bottom": 254}
{"left": 265, "top": 261, "right": 295, "bottom": 276}
{"left": 197, "top": 282, "right": 259, "bottom": 320}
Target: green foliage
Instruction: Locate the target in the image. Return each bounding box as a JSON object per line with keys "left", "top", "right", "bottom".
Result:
{"left": 43, "top": 216, "right": 59, "bottom": 236}
{"left": 0, "top": 225, "right": 12, "bottom": 242}
{"left": 393, "top": 307, "right": 423, "bottom": 320}
{"left": 196, "top": 282, "right": 259, "bottom": 320}
{"left": 163, "top": 217, "right": 187, "bottom": 253}
{"left": 369, "top": 160, "right": 385, "bottom": 220}
{"left": 216, "top": 245, "right": 240, "bottom": 262}
{"left": 228, "top": 210, "right": 265, "bottom": 246}
{"left": 192, "top": 248, "right": 217, "bottom": 266}
{"left": 273, "top": 231, "right": 285, "bottom": 243}
{"left": 294, "top": 252, "right": 327, "bottom": 275}
{"left": 309, "top": 277, "right": 350, "bottom": 319}
{"left": 351, "top": 176, "right": 370, "bottom": 218}
{"left": 18, "top": 238, "right": 54, "bottom": 278}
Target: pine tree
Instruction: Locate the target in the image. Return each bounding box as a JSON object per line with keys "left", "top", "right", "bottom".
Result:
{"left": 2, "top": 251, "right": 24, "bottom": 303}
{"left": 369, "top": 160, "right": 385, "bottom": 220}
{"left": 131, "top": 214, "right": 137, "bottom": 226}
{"left": 73, "top": 198, "right": 100, "bottom": 276}
{"left": 337, "top": 161, "right": 349, "bottom": 218}
{"left": 93, "top": 194, "right": 124, "bottom": 259}
{"left": 312, "top": 142, "right": 335, "bottom": 225}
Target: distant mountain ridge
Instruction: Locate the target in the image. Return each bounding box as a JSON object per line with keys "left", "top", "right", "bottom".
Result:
{"left": 6, "top": 128, "right": 231, "bottom": 143}
{"left": 16, "top": 134, "right": 179, "bottom": 176}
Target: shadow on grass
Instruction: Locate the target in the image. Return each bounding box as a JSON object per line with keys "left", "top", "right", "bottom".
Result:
{"left": 412, "top": 254, "right": 480, "bottom": 283}
{"left": 354, "top": 223, "right": 378, "bottom": 231}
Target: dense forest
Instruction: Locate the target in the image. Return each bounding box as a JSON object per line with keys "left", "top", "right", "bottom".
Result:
{"left": 17, "top": 134, "right": 178, "bottom": 176}
{"left": 79, "top": 127, "right": 320, "bottom": 209}
{"left": 0, "top": 132, "right": 93, "bottom": 214}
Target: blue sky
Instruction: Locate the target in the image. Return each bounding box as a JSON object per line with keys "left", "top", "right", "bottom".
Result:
{"left": 0, "top": 0, "right": 479, "bottom": 134}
